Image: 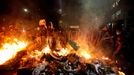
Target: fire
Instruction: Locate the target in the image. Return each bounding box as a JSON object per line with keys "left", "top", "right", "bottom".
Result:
{"left": 102, "top": 56, "right": 109, "bottom": 60}
{"left": 75, "top": 39, "right": 92, "bottom": 60}
{"left": 118, "top": 71, "right": 125, "bottom": 75}
{"left": 78, "top": 51, "right": 91, "bottom": 60}
{"left": 76, "top": 47, "right": 92, "bottom": 61}
{"left": 42, "top": 45, "right": 51, "bottom": 54}
{"left": 57, "top": 48, "right": 70, "bottom": 56}
{"left": 0, "top": 39, "right": 27, "bottom": 65}
{"left": 29, "top": 50, "right": 42, "bottom": 58}
{"left": 42, "top": 45, "right": 70, "bottom": 56}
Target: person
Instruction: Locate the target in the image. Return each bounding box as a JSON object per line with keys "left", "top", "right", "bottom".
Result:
{"left": 36, "top": 19, "right": 47, "bottom": 48}
{"left": 38, "top": 19, "right": 47, "bottom": 37}
{"left": 47, "top": 21, "right": 54, "bottom": 38}
{"left": 112, "top": 20, "right": 125, "bottom": 59}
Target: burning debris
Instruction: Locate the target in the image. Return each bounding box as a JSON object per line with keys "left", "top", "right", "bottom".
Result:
{"left": 0, "top": 19, "right": 125, "bottom": 75}
{"left": 17, "top": 39, "right": 124, "bottom": 75}
{"left": 32, "top": 53, "right": 119, "bottom": 75}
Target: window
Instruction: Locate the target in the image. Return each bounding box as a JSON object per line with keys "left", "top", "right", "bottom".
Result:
{"left": 113, "top": 3, "right": 115, "bottom": 8}
{"left": 116, "top": 1, "right": 118, "bottom": 6}
{"left": 116, "top": 10, "right": 121, "bottom": 16}
{"left": 112, "top": 14, "right": 116, "bottom": 19}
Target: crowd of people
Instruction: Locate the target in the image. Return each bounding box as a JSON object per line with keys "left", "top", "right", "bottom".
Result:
{"left": 35, "top": 19, "right": 68, "bottom": 50}
{"left": 0, "top": 19, "right": 69, "bottom": 50}
{"left": 102, "top": 20, "right": 134, "bottom": 74}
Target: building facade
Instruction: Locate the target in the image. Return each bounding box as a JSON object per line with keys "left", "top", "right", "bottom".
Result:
{"left": 109, "top": 0, "right": 134, "bottom": 28}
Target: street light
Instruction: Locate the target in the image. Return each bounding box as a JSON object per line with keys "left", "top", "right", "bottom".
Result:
{"left": 23, "top": 8, "right": 29, "bottom": 13}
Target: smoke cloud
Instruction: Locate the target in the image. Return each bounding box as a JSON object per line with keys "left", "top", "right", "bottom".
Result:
{"left": 62, "top": 0, "right": 113, "bottom": 56}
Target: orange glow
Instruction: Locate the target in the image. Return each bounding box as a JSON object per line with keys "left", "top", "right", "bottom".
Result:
{"left": 42, "top": 45, "right": 70, "bottom": 56}
{"left": 42, "top": 45, "right": 51, "bottom": 54}
{"left": 78, "top": 50, "right": 91, "bottom": 60}
{"left": 57, "top": 48, "right": 70, "bottom": 56}
{"left": 29, "top": 50, "right": 42, "bottom": 59}
{"left": 118, "top": 71, "right": 125, "bottom": 75}
{"left": 0, "top": 39, "right": 27, "bottom": 65}
{"left": 102, "top": 56, "right": 109, "bottom": 60}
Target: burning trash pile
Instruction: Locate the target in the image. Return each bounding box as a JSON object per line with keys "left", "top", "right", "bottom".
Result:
{"left": 17, "top": 37, "right": 124, "bottom": 75}
{"left": 29, "top": 45, "right": 124, "bottom": 75}
{"left": 32, "top": 54, "right": 116, "bottom": 75}
{"left": 0, "top": 20, "right": 125, "bottom": 75}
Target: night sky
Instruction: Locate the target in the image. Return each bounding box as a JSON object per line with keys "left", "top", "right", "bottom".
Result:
{"left": 0, "top": 0, "right": 62, "bottom": 28}
{"left": 0, "top": 0, "right": 58, "bottom": 18}
{"left": 0, "top": 0, "right": 82, "bottom": 14}
{"left": 0, "top": 0, "right": 112, "bottom": 28}
{"left": 0, "top": 0, "right": 10, "bottom": 14}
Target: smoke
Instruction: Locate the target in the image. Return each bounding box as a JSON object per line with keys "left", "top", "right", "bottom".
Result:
{"left": 63, "top": 0, "right": 109, "bottom": 30}
{"left": 79, "top": 0, "right": 106, "bottom": 30}
{"left": 67, "top": 0, "right": 113, "bottom": 57}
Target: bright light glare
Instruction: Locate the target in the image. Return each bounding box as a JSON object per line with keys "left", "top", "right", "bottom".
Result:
{"left": 23, "top": 8, "right": 28, "bottom": 12}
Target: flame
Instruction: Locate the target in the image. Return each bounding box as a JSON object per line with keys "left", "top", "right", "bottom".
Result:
{"left": 76, "top": 47, "right": 92, "bottom": 62}
{"left": 102, "top": 56, "right": 109, "bottom": 60}
{"left": 57, "top": 48, "right": 70, "bottom": 56}
{"left": 0, "top": 39, "right": 27, "bottom": 65}
{"left": 42, "top": 45, "right": 70, "bottom": 56}
{"left": 78, "top": 51, "right": 91, "bottom": 60}
{"left": 118, "top": 71, "right": 125, "bottom": 75}
{"left": 29, "top": 50, "right": 42, "bottom": 58}
{"left": 75, "top": 39, "right": 92, "bottom": 61}
{"left": 42, "top": 45, "right": 51, "bottom": 54}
